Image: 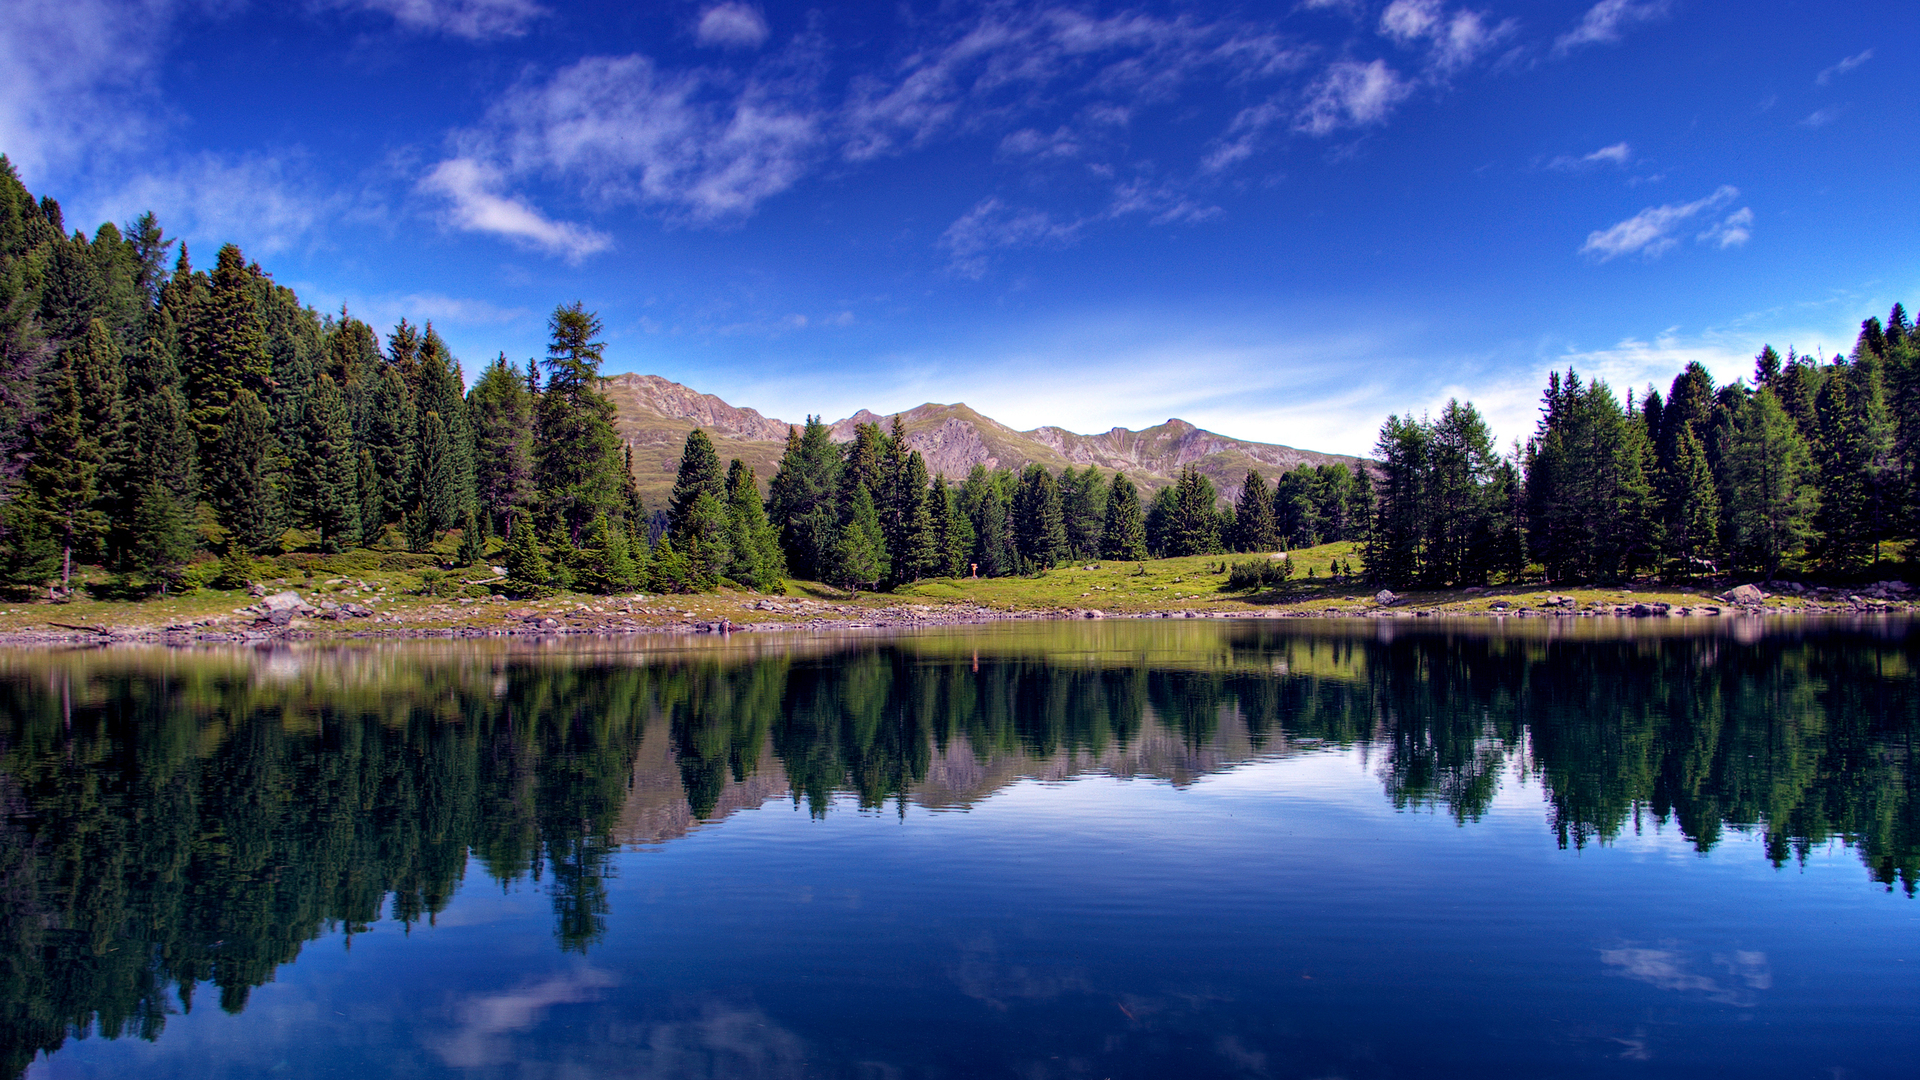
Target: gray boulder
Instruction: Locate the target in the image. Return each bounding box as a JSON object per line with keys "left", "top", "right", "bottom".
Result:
{"left": 1374, "top": 589, "right": 1399, "bottom": 606}
{"left": 1726, "top": 583, "right": 1764, "bottom": 606}
{"left": 260, "top": 590, "right": 304, "bottom": 613}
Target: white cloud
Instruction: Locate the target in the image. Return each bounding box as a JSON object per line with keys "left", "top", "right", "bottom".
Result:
{"left": 1578, "top": 185, "right": 1742, "bottom": 261}
{"left": 1800, "top": 107, "right": 1841, "bottom": 129}
{"left": 1696, "top": 206, "right": 1751, "bottom": 249}
{"left": 1295, "top": 59, "right": 1412, "bottom": 135}
{"left": 321, "top": 0, "right": 547, "bottom": 40}
{"left": 695, "top": 3, "right": 769, "bottom": 50}
{"left": 1815, "top": 49, "right": 1871, "bottom": 86}
{"left": 1380, "top": 0, "right": 1513, "bottom": 77}
{"left": 81, "top": 151, "right": 347, "bottom": 257}
{"left": 0, "top": 0, "right": 180, "bottom": 178}
{"left": 1547, "top": 141, "right": 1631, "bottom": 171}
{"left": 419, "top": 157, "right": 611, "bottom": 260}
{"left": 1552, "top": 0, "right": 1669, "bottom": 56}
{"left": 940, "top": 197, "right": 1083, "bottom": 278}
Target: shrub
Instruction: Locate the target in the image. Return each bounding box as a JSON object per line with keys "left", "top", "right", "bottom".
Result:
{"left": 1226, "top": 558, "right": 1294, "bottom": 591}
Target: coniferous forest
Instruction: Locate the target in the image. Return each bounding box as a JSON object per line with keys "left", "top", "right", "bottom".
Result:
{"left": 1, "top": 157, "right": 1914, "bottom": 602}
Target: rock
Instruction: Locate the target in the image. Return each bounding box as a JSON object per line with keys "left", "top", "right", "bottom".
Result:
{"left": 1727, "top": 583, "right": 1764, "bottom": 606}
{"left": 246, "top": 584, "right": 267, "bottom": 597}
{"left": 1374, "top": 589, "right": 1399, "bottom": 606}
{"left": 1082, "top": 609, "right": 1103, "bottom": 619}
{"left": 1463, "top": 586, "right": 1483, "bottom": 595}
{"left": 1630, "top": 603, "right": 1653, "bottom": 617}
{"left": 1489, "top": 601, "right": 1511, "bottom": 611}
{"left": 260, "top": 590, "right": 304, "bottom": 612}
{"left": 264, "top": 609, "right": 294, "bottom": 627}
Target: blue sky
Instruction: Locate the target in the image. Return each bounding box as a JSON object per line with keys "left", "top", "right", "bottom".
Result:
{"left": 6, "top": 1, "right": 1915, "bottom": 455}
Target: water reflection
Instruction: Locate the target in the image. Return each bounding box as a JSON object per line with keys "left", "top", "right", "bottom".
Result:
{"left": 0, "top": 617, "right": 1913, "bottom": 1076}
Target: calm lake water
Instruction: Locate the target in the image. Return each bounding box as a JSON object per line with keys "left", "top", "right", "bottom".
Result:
{"left": 2, "top": 618, "right": 1916, "bottom": 1079}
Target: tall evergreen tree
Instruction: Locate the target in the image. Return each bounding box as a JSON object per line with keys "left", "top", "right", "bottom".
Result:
{"left": 1660, "top": 425, "right": 1719, "bottom": 578}
{"left": 962, "top": 466, "right": 1014, "bottom": 577}
{"left": 534, "top": 302, "right": 624, "bottom": 540}
{"left": 1100, "top": 472, "right": 1148, "bottom": 560}
{"left": 897, "top": 451, "right": 939, "bottom": 582}
{"left": 834, "top": 483, "right": 888, "bottom": 592}
{"left": 296, "top": 374, "right": 360, "bottom": 552}
{"left": 468, "top": 354, "right": 535, "bottom": 536}
{"left": 182, "top": 243, "right": 269, "bottom": 450}
{"left": 1364, "top": 415, "right": 1428, "bottom": 584}
{"left": 1719, "top": 387, "right": 1818, "bottom": 578}
{"left": 22, "top": 347, "right": 102, "bottom": 588}
{"left": 208, "top": 388, "right": 282, "bottom": 553}
{"left": 409, "top": 410, "right": 459, "bottom": 540}
{"left": 934, "top": 476, "right": 974, "bottom": 576}
{"left": 1232, "top": 469, "right": 1276, "bottom": 552}
{"left": 765, "top": 417, "right": 840, "bottom": 581}
{"left": 1011, "top": 464, "right": 1068, "bottom": 570}
{"left": 669, "top": 429, "right": 726, "bottom": 543}
{"left": 725, "top": 460, "right": 786, "bottom": 592}
{"left": 364, "top": 364, "right": 413, "bottom": 532}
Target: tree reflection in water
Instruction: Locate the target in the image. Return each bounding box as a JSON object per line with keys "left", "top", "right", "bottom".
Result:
{"left": 0, "top": 617, "right": 1913, "bottom": 1075}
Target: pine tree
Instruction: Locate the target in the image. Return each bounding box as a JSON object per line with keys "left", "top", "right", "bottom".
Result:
{"left": 1010, "top": 464, "right": 1068, "bottom": 571}
{"left": 535, "top": 302, "right": 624, "bottom": 539}
{"left": 834, "top": 483, "right": 888, "bottom": 592}
{"left": 365, "top": 365, "right": 414, "bottom": 530}
{"left": 415, "top": 325, "right": 473, "bottom": 518}
{"left": 1100, "top": 473, "right": 1148, "bottom": 560}
{"left": 208, "top": 388, "right": 282, "bottom": 553}
{"left": 1364, "top": 416, "right": 1426, "bottom": 584}
{"left": 725, "top": 461, "right": 786, "bottom": 592}
{"left": 1059, "top": 465, "right": 1105, "bottom": 560}
{"left": 1164, "top": 467, "right": 1221, "bottom": 557}
{"left": 648, "top": 535, "right": 696, "bottom": 593}
{"left": 766, "top": 418, "right": 840, "bottom": 581}
{"left": 502, "top": 507, "right": 551, "bottom": 596}
{"left": 296, "top": 374, "right": 360, "bottom": 552}
{"left": 575, "top": 511, "right": 635, "bottom": 594}
{"left": 1232, "top": 469, "right": 1275, "bottom": 552}
{"left": 681, "top": 490, "right": 732, "bottom": 587}
{"left": 1661, "top": 425, "right": 1719, "bottom": 578}
{"left": 455, "top": 507, "right": 485, "bottom": 568}
{"left": 468, "top": 354, "right": 534, "bottom": 536}
{"left": 897, "top": 451, "right": 939, "bottom": 582}
{"left": 669, "top": 429, "right": 726, "bottom": 542}
{"left": 410, "top": 410, "right": 459, "bottom": 538}
{"left": 1720, "top": 387, "right": 1819, "bottom": 578}
{"left": 934, "top": 476, "right": 974, "bottom": 576}
{"left": 22, "top": 347, "right": 102, "bottom": 589}
{"left": 182, "top": 244, "right": 269, "bottom": 449}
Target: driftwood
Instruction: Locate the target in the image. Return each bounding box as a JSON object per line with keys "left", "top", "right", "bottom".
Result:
{"left": 47, "top": 621, "right": 111, "bottom": 635}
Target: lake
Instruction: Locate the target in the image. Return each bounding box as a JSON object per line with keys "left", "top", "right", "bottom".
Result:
{"left": 2, "top": 617, "right": 1915, "bottom": 1078}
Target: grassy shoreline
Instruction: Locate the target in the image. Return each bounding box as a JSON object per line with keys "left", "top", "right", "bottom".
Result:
{"left": 1, "top": 541, "right": 1912, "bottom": 644}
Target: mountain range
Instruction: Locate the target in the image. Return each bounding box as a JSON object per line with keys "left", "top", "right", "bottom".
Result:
{"left": 599, "top": 373, "right": 1363, "bottom": 511}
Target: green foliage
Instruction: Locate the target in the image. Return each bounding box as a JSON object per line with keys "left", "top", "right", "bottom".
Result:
{"left": 647, "top": 534, "right": 696, "bottom": 593}
{"left": 210, "top": 545, "right": 256, "bottom": 590}
{"left": 1012, "top": 463, "right": 1068, "bottom": 571}
{"left": 669, "top": 429, "right": 726, "bottom": 542}
{"left": 1100, "top": 473, "right": 1148, "bottom": 560}
{"left": 575, "top": 511, "right": 636, "bottom": 594}
{"left": 725, "top": 461, "right": 786, "bottom": 592}
{"left": 834, "top": 483, "right": 889, "bottom": 591}
{"left": 502, "top": 508, "right": 552, "bottom": 597}
{"left": 534, "top": 303, "right": 624, "bottom": 539}
{"left": 296, "top": 374, "right": 360, "bottom": 551}
{"left": 468, "top": 353, "right": 534, "bottom": 535}
{"left": 1163, "top": 467, "right": 1222, "bottom": 557}
{"left": 454, "top": 508, "right": 486, "bottom": 568}
{"left": 1226, "top": 557, "right": 1294, "bottom": 591}
{"left": 1720, "top": 387, "right": 1819, "bottom": 578}
{"left": 766, "top": 417, "right": 841, "bottom": 581}
{"left": 1232, "top": 469, "right": 1276, "bottom": 552}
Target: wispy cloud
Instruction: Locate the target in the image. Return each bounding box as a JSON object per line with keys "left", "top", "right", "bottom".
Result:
{"left": 1600, "top": 948, "right": 1770, "bottom": 1007}
{"left": 0, "top": 0, "right": 180, "bottom": 177}
{"left": 1696, "top": 206, "right": 1751, "bottom": 249}
{"left": 1552, "top": 0, "right": 1669, "bottom": 57}
{"left": 320, "top": 0, "right": 548, "bottom": 40}
{"left": 1815, "top": 48, "right": 1871, "bottom": 86}
{"left": 1800, "top": 107, "right": 1842, "bottom": 129}
{"left": 1295, "top": 59, "right": 1412, "bottom": 135}
{"left": 1548, "top": 141, "right": 1631, "bottom": 171}
{"left": 1379, "top": 0, "right": 1515, "bottom": 78}
{"left": 419, "top": 157, "right": 611, "bottom": 259}
{"left": 83, "top": 151, "right": 351, "bottom": 257}
{"left": 940, "top": 197, "right": 1084, "bottom": 278}
{"left": 1578, "top": 185, "right": 1745, "bottom": 261}
{"left": 428, "top": 969, "right": 616, "bottom": 1068}
{"left": 695, "top": 3, "right": 769, "bottom": 50}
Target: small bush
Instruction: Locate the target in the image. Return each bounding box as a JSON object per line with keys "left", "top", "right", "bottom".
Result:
{"left": 1227, "top": 558, "right": 1294, "bottom": 591}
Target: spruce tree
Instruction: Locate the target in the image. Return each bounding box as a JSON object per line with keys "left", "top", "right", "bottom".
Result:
{"left": 182, "top": 243, "right": 269, "bottom": 449}
{"left": 766, "top": 417, "right": 840, "bottom": 581}
{"left": 296, "top": 375, "right": 360, "bottom": 552}
{"left": 468, "top": 354, "right": 534, "bottom": 535}
{"left": 502, "top": 507, "right": 551, "bottom": 595}
{"left": 22, "top": 347, "right": 102, "bottom": 589}
{"left": 1233, "top": 469, "right": 1275, "bottom": 553}
{"left": 725, "top": 461, "right": 786, "bottom": 592}
{"left": 1720, "top": 387, "right": 1819, "bottom": 578}
{"left": 1164, "top": 467, "right": 1221, "bottom": 557}
{"left": 208, "top": 388, "right": 283, "bottom": 553}
{"left": 411, "top": 410, "right": 459, "bottom": 538}
{"left": 455, "top": 507, "right": 486, "bottom": 568}
{"left": 1011, "top": 464, "right": 1068, "bottom": 570}
{"left": 534, "top": 302, "right": 624, "bottom": 539}
{"left": 1100, "top": 473, "right": 1148, "bottom": 560}
{"left": 934, "top": 476, "right": 975, "bottom": 576}
{"left": 575, "top": 511, "right": 635, "bottom": 594}
{"left": 834, "top": 483, "right": 888, "bottom": 592}
{"left": 1364, "top": 416, "right": 1427, "bottom": 585}
{"left": 669, "top": 429, "right": 726, "bottom": 542}
{"left": 365, "top": 365, "right": 414, "bottom": 529}
{"left": 897, "top": 451, "right": 939, "bottom": 582}
{"left": 1661, "top": 425, "right": 1719, "bottom": 578}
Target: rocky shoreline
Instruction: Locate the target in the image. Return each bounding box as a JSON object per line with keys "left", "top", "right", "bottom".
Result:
{"left": 0, "top": 579, "right": 1911, "bottom": 647}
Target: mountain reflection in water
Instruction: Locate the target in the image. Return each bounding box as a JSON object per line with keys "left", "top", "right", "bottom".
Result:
{"left": 0, "top": 617, "right": 1914, "bottom": 1077}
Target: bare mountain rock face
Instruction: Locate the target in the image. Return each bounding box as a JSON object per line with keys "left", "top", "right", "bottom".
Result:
{"left": 598, "top": 372, "right": 1361, "bottom": 509}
